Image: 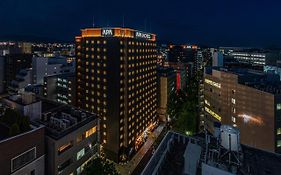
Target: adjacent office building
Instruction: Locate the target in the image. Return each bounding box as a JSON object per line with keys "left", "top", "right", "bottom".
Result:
{"left": 167, "top": 44, "right": 198, "bottom": 63}
{"left": 157, "top": 67, "right": 176, "bottom": 122}
{"left": 220, "top": 47, "right": 281, "bottom": 68}
{"left": 212, "top": 50, "right": 224, "bottom": 67}
{"left": 5, "top": 54, "right": 33, "bottom": 87}
{"left": 32, "top": 57, "right": 75, "bottom": 85}
{"left": 43, "top": 73, "right": 76, "bottom": 105}
{"left": 204, "top": 67, "right": 281, "bottom": 153}
{"left": 75, "top": 27, "right": 158, "bottom": 161}
{"left": 167, "top": 62, "right": 190, "bottom": 90}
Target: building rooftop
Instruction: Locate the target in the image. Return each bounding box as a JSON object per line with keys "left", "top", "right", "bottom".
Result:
{"left": 142, "top": 130, "right": 281, "bottom": 175}
{"left": 206, "top": 67, "right": 281, "bottom": 94}
{"left": 76, "top": 27, "right": 156, "bottom": 41}
{"left": 3, "top": 92, "right": 40, "bottom": 106}
{"left": 36, "top": 99, "right": 98, "bottom": 140}
{"left": 0, "top": 103, "right": 39, "bottom": 141}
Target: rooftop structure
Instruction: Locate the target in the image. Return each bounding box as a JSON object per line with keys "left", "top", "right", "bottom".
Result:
{"left": 37, "top": 100, "right": 98, "bottom": 140}
{"left": 37, "top": 100, "right": 100, "bottom": 175}
{"left": 76, "top": 27, "right": 156, "bottom": 41}
{"left": 142, "top": 127, "right": 281, "bottom": 175}
{"left": 2, "top": 92, "right": 42, "bottom": 121}
{"left": 0, "top": 103, "right": 45, "bottom": 175}
{"left": 205, "top": 67, "right": 281, "bottom": 94}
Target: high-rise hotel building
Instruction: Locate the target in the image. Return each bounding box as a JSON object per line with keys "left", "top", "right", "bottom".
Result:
{"left": 75, "top": 28, "right": 158, "bottom": 161}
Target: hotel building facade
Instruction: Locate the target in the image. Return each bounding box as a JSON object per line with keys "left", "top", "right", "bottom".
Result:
{"left": 75, "top": 27, "right": 158, "bottom": 161}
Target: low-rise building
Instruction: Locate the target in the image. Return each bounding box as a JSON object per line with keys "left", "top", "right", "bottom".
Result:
{"left": 2, "top": 92, "right": 42, "bottom": 121}
{"left": 0, "top": 104, "right": 45, "bottom": 175}
{"left": 2, "top": 92, "right": 100, "bottom": 175}
{"left": 142, "top": 128, "right": 281, "bottom": 175}
{"left": 37, "top": 100, "right": 100, "bottom": 175}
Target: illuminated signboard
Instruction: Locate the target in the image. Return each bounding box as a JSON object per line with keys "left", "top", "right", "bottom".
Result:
{"left": 205, "top": 106, "right": 221, "bottom": 121}
{"left": 135, "top": 31, "right": 152, "bottom": 40}
{"left": 102, "top": 28, "right": 114, "bottom": 37}
{"left": 204, "top": 78, "right": 221, "bottom": 88}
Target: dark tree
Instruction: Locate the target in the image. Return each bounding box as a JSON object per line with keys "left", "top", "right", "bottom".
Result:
{"left": 84, "top": 157, "right": 119, "bottom": 175}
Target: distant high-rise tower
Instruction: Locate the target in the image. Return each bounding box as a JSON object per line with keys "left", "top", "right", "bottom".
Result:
{"left": 75, "top": 27, "right": 158, "bottom": 161}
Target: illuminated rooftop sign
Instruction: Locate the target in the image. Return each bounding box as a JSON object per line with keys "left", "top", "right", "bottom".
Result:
{"left": 78, "top": 28, "right": 156, "bottom": 41}
{"left": 102, "top": 28, "right": 114, "bottom": 37}
{"left": 204, "top": 78, "right": 221, "bottom": 88}
{"left": 135, "top": 31, "right": 152, "bottom": 40}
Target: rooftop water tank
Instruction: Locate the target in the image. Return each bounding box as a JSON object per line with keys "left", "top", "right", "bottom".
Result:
{"left": 220, "top": 125, "right": 240, "bottom": 152}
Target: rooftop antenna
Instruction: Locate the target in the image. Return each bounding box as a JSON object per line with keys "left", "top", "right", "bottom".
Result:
{"left": 122, "top": 15, "right": 125, "bottom": 28}
{"left": 144, "top": 19, "right": 147, "bottom": 32}
{"left": 149, "top": 20, "right": 152, "bottom": 33}
{"left": 92, "top": 16, "right": 95, "bottom": 28}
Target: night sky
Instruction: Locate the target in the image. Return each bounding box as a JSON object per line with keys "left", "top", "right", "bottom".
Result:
{"left": 0, "top": 0, "right": 280, "bottom": 47}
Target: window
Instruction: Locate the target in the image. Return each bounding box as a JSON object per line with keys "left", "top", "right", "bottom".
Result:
{"left": 11, "top": 147, "right": 36, "bottom": 172}
{"left": 277, "top": 140, "right": 281, "bottom": 147}
{"left": 232, "top": 107, "right": 236, "bottom": 113}
{"left": 58, "top": 142, "right": 73, "bottom": 155}
{"left": 231, "top": 98, "right": 236, "bottom": 104}
{"left": 58, "top": 159, "right": 71, "bottom": 172}
{"left": 76, "top": 148, "right": 85, "bottom": 160}
{"left": 85, "top": 126, "right": 97, "bottom": 138}
{"left": 277, "top": 128, "right": 281, "bottom": 135}
{"left": 277, "top": 104, "right": 281, "bottom": 110}
{"left": 232, "top": 116, "right": 236, "bottom": 123}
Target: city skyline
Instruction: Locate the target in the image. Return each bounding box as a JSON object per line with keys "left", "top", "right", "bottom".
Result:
{"left": 0, "top": 0, "right": 281, "bottom": 47}
{"left": 1, "top": 1, "right": 281, "bottom": 175}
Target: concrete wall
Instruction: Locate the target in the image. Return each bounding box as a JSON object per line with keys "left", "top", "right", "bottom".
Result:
{"left": 0, "top": 126, "right": 45, "bottom": 175}
{"left": 32, "top": 57, "right": 62, "bottom": 85}
{"left": 12, "top": 155, "right": 45, "bottom": 175}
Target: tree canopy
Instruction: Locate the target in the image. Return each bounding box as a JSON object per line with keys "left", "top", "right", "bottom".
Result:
{"left": 167, "top": 74, "right": 200, "bottom": 135}
{"left": 0, "top": 108, "right": 31, "bottom": 136}
{"left": 84, "top": 157, "right": 119, "bottom": 175}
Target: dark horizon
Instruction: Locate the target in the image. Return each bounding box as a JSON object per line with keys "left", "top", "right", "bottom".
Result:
{"left": 0, "top": 0, "right": 281, "bottom": 47}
